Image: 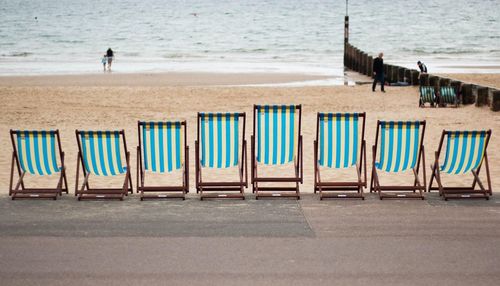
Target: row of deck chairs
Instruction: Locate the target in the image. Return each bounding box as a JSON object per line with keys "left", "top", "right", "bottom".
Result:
{"left": 420, "top": 86, "right": 459, "bottom": 107}
{"left": 9, "top": 105, "right": 492, "bottom": 201}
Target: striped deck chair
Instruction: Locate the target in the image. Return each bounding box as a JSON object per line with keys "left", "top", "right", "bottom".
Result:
{"left": 9, "top": 130, "right": 68, "bottom": 200}
{"left": 251, "top": 105, "right": 303, "bottom": 199}
{"left": 137, "top": 121, "right": 188, "bottom": 200}
{"left": 370, "top": 121, "right": 427, "bottom": 199}
{"left": 439, "top": 86, "right": 458, "bottom": 107}
{"left": 75, "top": 130, "right": 132, "bottom": 200}
{"left": 419, "top": 86, "right": 436, "bottom": 107}
{"left": 314, "top": 113, "right": 367, "bottom": 200}
{"left": 429, "top": 130, "right": 492, "bottom": 200}
{"left": 195, "top": 113, "right": 247, "bottom": 200}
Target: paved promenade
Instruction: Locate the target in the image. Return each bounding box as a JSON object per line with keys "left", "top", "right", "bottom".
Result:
{"left": 1, "top": 193, "right": 500, "bottom": 285}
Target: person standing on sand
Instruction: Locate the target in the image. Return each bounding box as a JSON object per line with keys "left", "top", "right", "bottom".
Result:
{"left": 106, "top": 48, "right": 114, "bottom": 71}
{"left": 372, "top": 52, "right": 385, "bottom": 92}
{"left": 101, "top": 54, "right": 107, "bottom": 71}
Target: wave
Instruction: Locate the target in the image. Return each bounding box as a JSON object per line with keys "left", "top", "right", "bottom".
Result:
{"left": 399, "top": 47, "right": 479, "bottom": 55}
{"left": 6, "top": 52, "right": 33, "bottom": 57}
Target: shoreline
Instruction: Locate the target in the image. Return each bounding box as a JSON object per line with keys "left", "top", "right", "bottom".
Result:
{"left": 0, "top": 72, "right": 337, "bottom": 87}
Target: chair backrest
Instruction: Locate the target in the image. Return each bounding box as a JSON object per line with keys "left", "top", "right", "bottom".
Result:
{"left": 420, "top": 86, "right": 435, "bottom": 103}
{"left": 76, "top": 130, "right": 127, "bottom": 176}
{"left": 254, "top": 105, "right": 301, "bottom": 165}
{"left": 139, "top": 121, "right": 185, "bottom": 173}
{"left": 440, "top": 86, "right": 457, "bottom": 104}
{"left": 198, "top": 113, "right": 244, "bottom": 168}
{"left": 375, "top": 121, "right": 424, "bottom": 172}
{"left": 10, "top": 130, "right": 62, "bottom": 176}
{"left": 316, "top": 113, "right": 364, "bottom": 168}
{"left": 440, "top": 130, "right": 490, "bottom": 174}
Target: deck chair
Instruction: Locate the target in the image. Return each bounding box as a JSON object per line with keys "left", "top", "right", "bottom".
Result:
{"left": 195, "top": 113, "right": 247, "bottom": 200}
{"left": 9, "top": 130, "right": 68, "bottom": 200}
{"left": 429, "top": 130, "right": 492, "bottom": 200}
{"left": 419, "top": 86, "right": 436, "bottom": 107}
{"left": 75, "top": 130, "right": 133, "bottom": 200}
{"left": 252, "top": 105, "right": 303, "bottom": 199}
{"left": 137, "top": 121, "right": 189, "bottom": 200}
{"left": 314, "top": 113, "right": 367, "bottom": 200}
{"left": 370, "top": 121, "right": 427, "bottom": 199}
{"left": 439, "top": 86, "right": 459, "bottom": 107}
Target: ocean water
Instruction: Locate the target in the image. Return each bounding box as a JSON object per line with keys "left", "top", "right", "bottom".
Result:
{"left": 0, "top": 0, "right": 499, "bottom": 76}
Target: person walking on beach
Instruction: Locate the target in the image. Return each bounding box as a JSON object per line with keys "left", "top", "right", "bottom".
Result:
{"left": 106, "top": 48, "right": 114, "bottom": 71}
{"left": 101, "top": 54, "right": 107, "bottom": 71}
{"left": 417, "top": 61, "right": 428, "bottom": 76}
{"left": 372, "top": 52, "right": 385, "bottom": 92}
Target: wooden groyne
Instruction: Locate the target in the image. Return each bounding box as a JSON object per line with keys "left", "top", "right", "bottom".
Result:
{"left": 343, "top": 42, "right": 500, "bottom": 111}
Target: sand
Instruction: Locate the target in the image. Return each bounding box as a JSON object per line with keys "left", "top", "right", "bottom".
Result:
{"left": 436, "top": 73, "right": 500, "bottom": 89}
{"left": 0, "top": 72, "right": 499, "bottom": 195}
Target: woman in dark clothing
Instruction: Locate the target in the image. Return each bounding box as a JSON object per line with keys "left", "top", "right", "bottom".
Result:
{"left": 106, "top": 48, "right": 114, "bottom": 71}
{"left": 372, "top": 52, "right": 385, "bottom": 92}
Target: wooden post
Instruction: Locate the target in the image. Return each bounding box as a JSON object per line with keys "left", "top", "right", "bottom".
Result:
{"left": 344, "top": 15, "right": 349, "bottom": 67}
{"left": 461, "top": 84, "right": 474, "bottom": 105}
{"left": 367, "top": 56, "right": 373, "bottom": 77}
{"left": 419, "top": 73, "right": 429, "bottom": 86}
{"left": 450, "top": 80, "right": 462, "bottom": 103}
{"left": 357, "top": 49, "right": 363, "bottom": 73}
{"left": 405, "top": 69, "right": 412, "bottom": 84}
{"left": 398, "top": 67, "right": 406, "bottom": 83}
{"left": 384, "top": 65, "right": 391, "bottom": 83}
{"left": 490, "top": 90, "right": 500, "bottom": 111}
{"left": 391, "top": 66, "right": 399, "bottom": 83}
{"left": 476, "top": 87, "right": 489, "bottom": 107}
{"left": 353, "top": 48, "right": 359, "bottom": 71}
{"left": 411, "top": 70, "right": 420, "bottom": 85}
{"left": 362, "top": 52, "right": 368, "bottom": 75}
{"left": 359, "top": 52, "right": 365, "bottom": 74}
{"left": 439, "top": 78, "right": 450, "bottom": 87}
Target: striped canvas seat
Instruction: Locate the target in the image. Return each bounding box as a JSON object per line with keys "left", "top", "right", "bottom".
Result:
{"left": 440, "top": 86, "right": 457, "bottom": 104}
{"left": 78, "top": 131, "right": 127, "bottom": 176}
{"left": 13, "top": 130, "right": 62, "bottom": 176}
{"left": 317, "top": 113, "right": 360, "bottom": 168}
{"left": 440, "top": 131, "right": 487, "bottom": 174}
{"left": 200, "top": 113, "right": 240, "bottom": 168}
{"left": 255, "top": 105, "right": 298, "bottom": 165}
{"left": 140, "top": 122, "right": 184, "bottom": 173}
{"left": 375, "top": 121, "right": 421, "bottom": 172}
{"left": 420, "top": 86, "right": 435, "bottom": 104}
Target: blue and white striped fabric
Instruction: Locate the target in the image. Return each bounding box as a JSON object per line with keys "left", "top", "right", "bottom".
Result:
{"left": 78, "top": 131, "right": 126, "bottom": 176}
{"left": 256, "top": 105, "right": 299, "bottom": 165}
{"left": 318, "top": 113, "right": 359, "bottom": 168}
{"left": 200, "top": 113, "right": 240, "bottom": 168}
{"left": 440, "top": 131, "right": 487, "bottom": 174}
{"left": 141, "top": 122, "right": 184, "bottom": 173}
{"left": 375, "top": 121, "right": 421, "bottom": 172}
{"left": 15, "top": 131, "right": 61, "bottom": 176}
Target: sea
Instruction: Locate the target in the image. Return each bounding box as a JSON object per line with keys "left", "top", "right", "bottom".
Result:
{"left": 1, "top": 0, "right": 499, "bottom": 78}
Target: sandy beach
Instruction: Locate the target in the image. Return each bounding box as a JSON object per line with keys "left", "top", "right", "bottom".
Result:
{"left": 0, "top": 72, "right": 499, "bottom": 194}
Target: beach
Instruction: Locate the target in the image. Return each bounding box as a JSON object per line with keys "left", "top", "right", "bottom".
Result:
{"left": 1, "top": 72, "right": 500, "bottom": 285}
{"left": 1, "top": 72, "right": 499, "bottom": 193}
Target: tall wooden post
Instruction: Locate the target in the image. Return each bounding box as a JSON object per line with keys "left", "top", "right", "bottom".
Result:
{"left": 344, "top": 15, "right": 349, "bottom": 67}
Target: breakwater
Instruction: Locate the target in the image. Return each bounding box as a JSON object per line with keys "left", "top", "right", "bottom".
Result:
{"left": 343, "top": 42, "right": 500, "bottom": 111}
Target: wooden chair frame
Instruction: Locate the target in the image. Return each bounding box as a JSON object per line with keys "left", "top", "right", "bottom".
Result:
{"left": 195, "top": 113, "right": 247, "bottom": 200}
{"left": 75, "top": 130, "right": 133, "bottom": 201}
{"left": 370, "top": 121, "right": 427, "bottom": 200}
{"left": 9, "top": 130, "right": 69, "bottom": 200}
{"left": 313, "top": 113, "right": 367, "bottom": 200}
{"left": 251, "top": 105, "right": 303, "bottom": 200}
{"left": 137, "top": 121, "right": 189, "bottom": 200}
{"left": 428, "top": 130, "right": 492, "bottom": 200}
